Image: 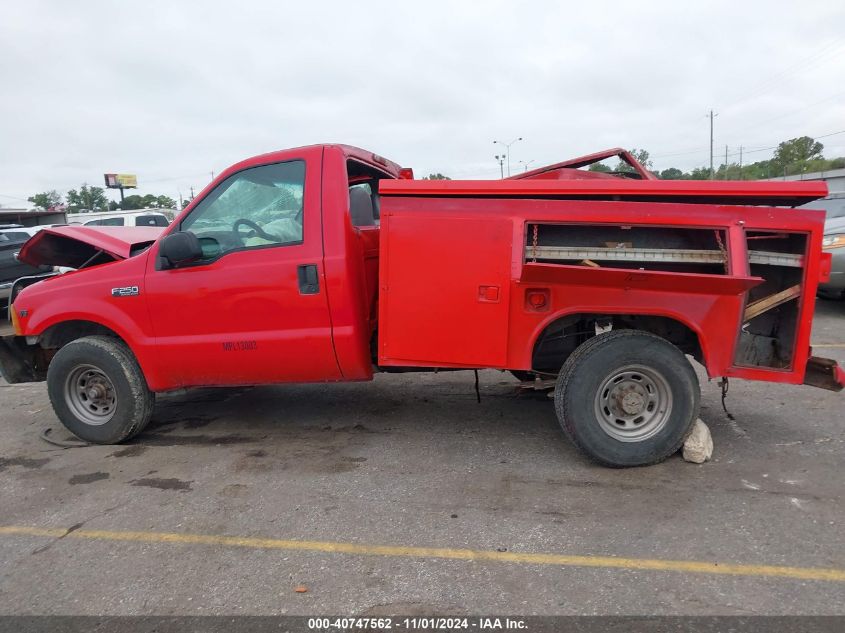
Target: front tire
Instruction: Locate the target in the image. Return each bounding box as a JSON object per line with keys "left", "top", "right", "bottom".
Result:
{"left": 47, "top": 336, "right": 155, "bottom": 444}
{"left": 554, "top": 330, "right": 699, "bottom": 467}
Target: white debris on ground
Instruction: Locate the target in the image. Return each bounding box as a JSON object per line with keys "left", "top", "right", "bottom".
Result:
{"left": 683, "top": 419, "right": 714, "bottom": 464}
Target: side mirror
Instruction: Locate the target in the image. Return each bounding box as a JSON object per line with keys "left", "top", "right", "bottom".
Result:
{"left": 160, "top": 231, "right": 202, "bottom": 268}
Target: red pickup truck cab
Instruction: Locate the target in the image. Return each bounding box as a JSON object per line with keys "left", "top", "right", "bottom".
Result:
{"left": 1, "top": 144, "right": 841, "bottom": 467}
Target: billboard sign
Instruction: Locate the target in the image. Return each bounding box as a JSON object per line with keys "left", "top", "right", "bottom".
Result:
{"left": 104, "top": 173, "right": 138, "bottom": 189}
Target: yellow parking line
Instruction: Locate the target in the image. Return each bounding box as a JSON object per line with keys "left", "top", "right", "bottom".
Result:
{"left": 812, "top": 343, "right": 845, "bottom": 348}
{"left": 1, "top": 525, "right": 844, "bottom": 583}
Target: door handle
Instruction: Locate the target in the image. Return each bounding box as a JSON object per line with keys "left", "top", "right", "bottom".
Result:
{"left": 297, "top": 264, "right": 320, "bottom": 295}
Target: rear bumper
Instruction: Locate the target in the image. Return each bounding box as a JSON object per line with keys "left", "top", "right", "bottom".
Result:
{"left": 803, "top": 356, "right": 845, "bottom": 392}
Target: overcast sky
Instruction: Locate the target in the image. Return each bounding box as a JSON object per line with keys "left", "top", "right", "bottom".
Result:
{"left": 1, "top": 0, "right": 844, "bottom": 207}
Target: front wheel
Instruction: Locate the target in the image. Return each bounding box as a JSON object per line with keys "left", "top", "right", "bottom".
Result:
{"left": 46, "top": 336, "right": 155, "bottom": 444}
{"left": 554, "top": 330, "right": 699, "bottom": 467}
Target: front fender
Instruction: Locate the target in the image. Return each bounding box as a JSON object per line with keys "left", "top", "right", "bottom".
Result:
{"left": 11, "top": 256, "right": 161, "bottom": 388}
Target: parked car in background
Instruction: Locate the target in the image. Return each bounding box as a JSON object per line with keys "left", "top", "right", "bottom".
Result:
{"left": 66, "top": 209, "right": 171, "bottom": 227}
{"left": 0, "top": 227, "right": 52, "bottom": 310}
{"left": 0, "top": 224, "right": 66, "bottom": 241}
{"left": 0, "top": 226, "right": 36, "bottom": 242}
{"left": 821, "top": 214, "right": 845, "bottom": 299}
{"left": 802, "top": 193, "right": 845, "bottom": 299}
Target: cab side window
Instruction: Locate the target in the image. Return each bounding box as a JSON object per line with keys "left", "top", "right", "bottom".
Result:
{"left": 346, "top": 159, "right": 394, "bottom": 228}
{"left": 349, "top": 183, "right": 376, "bottom": 227}
{"left": 181, "top": 160, "right": 305, "bottom": 260}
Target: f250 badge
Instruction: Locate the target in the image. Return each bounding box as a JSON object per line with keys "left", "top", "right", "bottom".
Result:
{"left": 111, "top": 286, "right": 140, "bottom": 297}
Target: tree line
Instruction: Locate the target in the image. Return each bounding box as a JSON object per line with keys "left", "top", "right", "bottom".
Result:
{"left": 28, "top": 185, "right": 176, "bottom": 213}
{"left": 591, "top": 136, "right": 844, "bottom": 180}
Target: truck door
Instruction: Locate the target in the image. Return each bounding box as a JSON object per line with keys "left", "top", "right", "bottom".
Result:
{"left": 143, "top": 148, "right": 341, "bottom": 387}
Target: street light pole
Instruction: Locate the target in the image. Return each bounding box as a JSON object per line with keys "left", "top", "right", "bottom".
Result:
{"left": 494, "top": 155, "right": 506, "bottom": 178}
{"left": 493, "top": 137, "right": 523, "bottom": 177}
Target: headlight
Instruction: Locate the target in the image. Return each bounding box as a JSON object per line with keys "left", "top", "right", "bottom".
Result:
{"left": 822, "top": 234, "right": 845, "bottom": 249}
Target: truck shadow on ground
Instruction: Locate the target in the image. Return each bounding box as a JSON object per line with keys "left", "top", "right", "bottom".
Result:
{"left": 141, "top": 373, "right": 559, "bottom": 447}
{"left": 124, "top": 364, "right": 843, "bottom": 471}
{"left": 109, "top": 372, "right": 590, "bottom": 480}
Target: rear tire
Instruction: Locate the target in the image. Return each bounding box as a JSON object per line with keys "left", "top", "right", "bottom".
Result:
{"left": 554, "top": 330, "right": 699, "bottom": 467}
{"left": 47, "top": 335, "right": 155, "bottom": 444}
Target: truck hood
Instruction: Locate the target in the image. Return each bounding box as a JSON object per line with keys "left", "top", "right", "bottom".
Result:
{"left": 18, "top": 225, "right": 164, "bottom": 268}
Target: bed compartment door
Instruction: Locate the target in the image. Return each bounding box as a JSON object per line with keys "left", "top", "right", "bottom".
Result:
{"left": 380, "top": 215, "right": 512, "bottom": 367}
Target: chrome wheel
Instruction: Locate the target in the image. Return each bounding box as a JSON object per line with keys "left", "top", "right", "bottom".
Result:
{"left": 593, "top": 364, "right": 672, "bottom": 442}
{"left": 64, "top": 364, "right": 117, "bottom": 426}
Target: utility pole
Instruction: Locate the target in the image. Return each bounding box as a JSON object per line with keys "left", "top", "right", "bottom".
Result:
{"left": 707, "top": 110, "right": 718, "bottom": 180}
{"left": 724, "top": 145, "right": 729, "bottom": 180}
{"left": 738, "top": 145, "right": 743, "bottom": 180}
{"left": 494, "top": 155, "right": 506, "bottom": 178}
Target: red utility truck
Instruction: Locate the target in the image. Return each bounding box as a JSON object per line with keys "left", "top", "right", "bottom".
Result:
{"left": 1, "top": 144, "right": 842, "bottom": 467}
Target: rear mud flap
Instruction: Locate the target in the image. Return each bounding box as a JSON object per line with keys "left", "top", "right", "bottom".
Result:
{"left": 803, "top": 356, "right": 845, "bottom": 392}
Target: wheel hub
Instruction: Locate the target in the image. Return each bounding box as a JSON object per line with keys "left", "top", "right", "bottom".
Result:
{"left": 620, "top": 390, "right": 646, "bottom": 415}
{"left": 593, "top": 364, "right": 673, "bottom": 442}
{"left": 64, "top": 364, "right": 117, "bottom": 426}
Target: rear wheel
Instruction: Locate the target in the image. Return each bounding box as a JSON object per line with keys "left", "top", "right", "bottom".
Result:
{"left": 554, "top": 330, "right": 699, "bottom": 467}
{"left": 47, "top": 336, "right": 155, "bottom": 444}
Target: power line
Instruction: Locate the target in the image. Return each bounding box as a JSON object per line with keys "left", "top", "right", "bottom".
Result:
{"left": 721, "top": 39, "right": 845, "bottom": 111}
{"left": 651, "top": 146, "right": 712, "bottom": 159}
{"left": 731, "top": 129, "right": 845, "bottom": 158}
{"left": 656, "top": 129, "right": 845, "bottom": 166}
{"left": 732, "top": 89, "right": 845, "bottom": 133}
{"left": 653, "top": 89, "right": 845, "bottom": 162}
